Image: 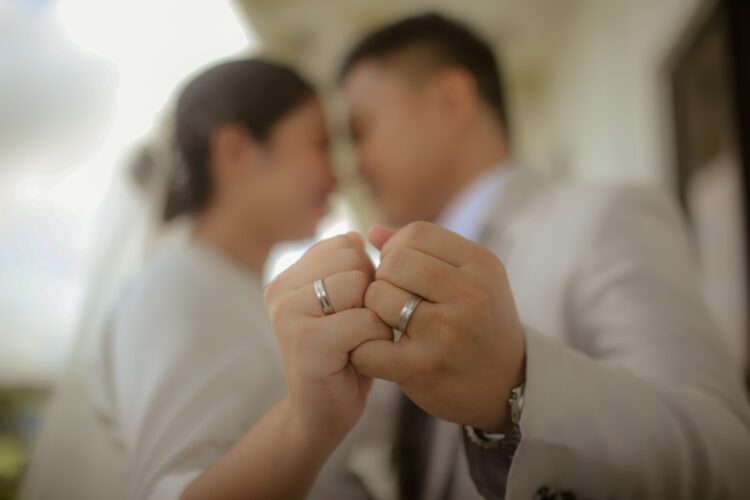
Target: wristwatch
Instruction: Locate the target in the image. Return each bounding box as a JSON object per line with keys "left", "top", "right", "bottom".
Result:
{"left": 464, "top": 381, "right": 525, "bottom": 457}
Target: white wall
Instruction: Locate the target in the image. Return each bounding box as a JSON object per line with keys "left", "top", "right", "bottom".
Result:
{"left": 508, "top": 0, "right": 705, "bottom": 185}
{"left": 505, "top": 0, "right": 747, "bottom": 371}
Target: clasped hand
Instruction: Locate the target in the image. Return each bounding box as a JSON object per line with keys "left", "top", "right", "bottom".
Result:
{"left": 263, "top": 221, "right": 526, "bottom": 448}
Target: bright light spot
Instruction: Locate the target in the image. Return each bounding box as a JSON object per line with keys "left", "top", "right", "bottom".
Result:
{"left": 266, "top": 198, "right": 359, "bottom": 282}
{"left": 1, "top": 0, "right": 259, "bottom": 384}
{"left": 56, "top": 0, "right": 118, "bottom": 58}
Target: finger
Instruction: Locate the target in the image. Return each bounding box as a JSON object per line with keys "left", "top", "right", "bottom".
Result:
{"left": 267, "top": 247, "right": 374, "bottom": 302}
{"left": 301, "top": 232, "right": 373, "bottom": 276}
{"left": 367, "top": 225, "right": 397, "bottom": 250}
{"left": 350, "top": 337, "right": 414, "bottom": 384}
{"left": 277, "top": 270, "right": 370, "bottom": 318}
{"left": 305, "top": 231, "right": 366, "bottom": 258}
{"left": 364, "top": 279, "right": 433, "bottom": 337}
{"left": 380, "top": 221, "right": 476, "bottom": 268}
{"left": 376, "top": 246, "right": 463, "bottom": 304}
{"left": 316, "top": 308, "right": 394, "bottom": 354}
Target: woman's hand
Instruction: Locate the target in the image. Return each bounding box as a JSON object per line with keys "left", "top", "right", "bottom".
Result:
{"left": 263, "top": 232, "right": 392, "bottom": 448}
{"left": 183, "top": 233, "right": 390, "bottom": 500}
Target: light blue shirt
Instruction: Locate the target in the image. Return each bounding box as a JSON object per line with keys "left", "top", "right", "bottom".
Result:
{"left": 436, "top": 163, "right": 514, "bottom": 243}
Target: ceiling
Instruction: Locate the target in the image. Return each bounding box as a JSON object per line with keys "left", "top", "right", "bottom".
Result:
{"left": 232, "top": 0, "right": 573, "bottom": 86}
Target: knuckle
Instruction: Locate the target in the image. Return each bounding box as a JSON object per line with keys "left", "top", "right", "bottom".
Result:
{"left": 334, "top": 234, "right": 358, "bottom": 252}
{"left": 466, "top": 285, "right": 492, "bottom": 314}
{"left": 359, "top": 307, "right": 381, "bottom": 328}
{"left": 484, "top": 250, "right": 504, "bottom": 272}
{"left": 268, "top": 293, "right": 293, "bottom": 325}
{"left": 316, "top": 234, "right": 351, "bottom": 252}
{"left": 361, "top": 308, "right": 389, "bottom": 336}
{"left": 423, "top": 305, "right": 447, "bottom": 331}
{"left": 340, "top": 248, "right": 362, "bottom": 271}
{"left": 404, "top": 220, "right": 430, "bottom": 244}
{"left": 349, "top": 269, "right": 371, "bottom": 294}
{"left": 478, "top": 248, "right": 505, "bottom": 275}
{"left": 339, "top": 270, "right": 369, "bottom": 309}
{"left": 494, "top": 257, "right": 509, "bottom": 280}
{"left": 364, "top": 279, "right": 385, "bottom": 309}
{"left": 263, "top": 279, "right": 281, "bottom": 307}
{"left": 355, "top": 251, "right": 373, "bottom": 274}
{"left": 350, "top": 343, "right": 367, "bottom": 369}
{"left": 267, "top": 299, "right": 282, "bottom": 324}
{"left": 379, "top": 246, "right": 407, "bottom": 277}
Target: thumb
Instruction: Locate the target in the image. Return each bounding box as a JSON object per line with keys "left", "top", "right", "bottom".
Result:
{"left": 367, "top": 224, "right": 397, "bottom": 250}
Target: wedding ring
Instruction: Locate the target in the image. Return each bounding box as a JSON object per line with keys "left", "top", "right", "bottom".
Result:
{"left": 313, "top": 279, "right": 335, "bottom": 316}
{"left": 396, "top": 294, "right": 423, "bottom": 340}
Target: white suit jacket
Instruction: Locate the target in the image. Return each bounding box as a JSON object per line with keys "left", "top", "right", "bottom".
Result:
{"left": 349, "top": 168, "right": 750, "bottom": 500}
{"left": 437, "top": 168, "right": 750, "bottom": 499}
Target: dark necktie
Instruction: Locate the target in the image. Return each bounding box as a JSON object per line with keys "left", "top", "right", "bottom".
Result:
{"left": 394, "top": 391, "right": 434, "bottom": 500}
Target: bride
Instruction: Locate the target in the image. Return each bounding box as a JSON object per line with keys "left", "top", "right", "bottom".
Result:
{"left": 92, "top": 58, "right": 387, "bottom": 499}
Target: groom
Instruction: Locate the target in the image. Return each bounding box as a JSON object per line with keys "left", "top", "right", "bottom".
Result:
{"left": 268, "top": 12, "right": 750, "bottom": 500}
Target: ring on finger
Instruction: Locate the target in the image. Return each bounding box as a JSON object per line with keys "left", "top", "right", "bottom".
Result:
{"left": 395, "top": 294, "right": 423, "bottom": 341}
{"left": 313, "top": 278, "right": 336, "bottom": 316}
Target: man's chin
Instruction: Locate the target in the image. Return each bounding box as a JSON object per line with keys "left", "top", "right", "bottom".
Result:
{"left": 381, "top": 207, "right": 421, "bottom": 228}
{"left": 373, "top": 194, "right": 427, "bottom": 227}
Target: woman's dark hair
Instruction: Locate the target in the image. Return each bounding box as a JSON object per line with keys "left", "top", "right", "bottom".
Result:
{"left": 166, "top": 58, "right": 314, "bottom": 219}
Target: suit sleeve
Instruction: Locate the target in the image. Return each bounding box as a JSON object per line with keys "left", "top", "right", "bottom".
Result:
{"left": 464, "top": 188, "right": 750, "bottom": 499}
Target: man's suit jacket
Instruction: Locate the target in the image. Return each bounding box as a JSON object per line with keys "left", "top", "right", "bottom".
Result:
{"left": 89, "top": 169, "right": 750, "bottom": 500}
{"left": 346, "top": 170, "right": 750, "bottom": 500}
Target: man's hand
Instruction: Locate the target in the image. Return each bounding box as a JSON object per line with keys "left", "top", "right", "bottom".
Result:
{"left": 351, "top": 222, "right": 526, "bottom": 433}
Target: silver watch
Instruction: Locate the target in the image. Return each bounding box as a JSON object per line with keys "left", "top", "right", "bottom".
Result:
{"left": 464, "top": 382, "right": 525, "bottom": 456}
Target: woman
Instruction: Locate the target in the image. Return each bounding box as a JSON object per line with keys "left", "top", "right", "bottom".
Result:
{"left": 92, "top": 59, "right": 390, "bottom": 500}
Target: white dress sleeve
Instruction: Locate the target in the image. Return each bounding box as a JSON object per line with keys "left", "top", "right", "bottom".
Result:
{"left": 107, "top": 256, "right": 285, "bottom": 500}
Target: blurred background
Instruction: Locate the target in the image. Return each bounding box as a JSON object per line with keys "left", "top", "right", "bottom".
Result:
{"left": 1, "top": 0, "right": 748, "bottom": 498}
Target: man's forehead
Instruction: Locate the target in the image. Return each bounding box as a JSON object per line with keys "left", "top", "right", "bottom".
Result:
{"left": 346, "top": 64, "right": 425, "bottom": 122}
{"left": 343, "top": 60, "right": 394, "bottom": 99}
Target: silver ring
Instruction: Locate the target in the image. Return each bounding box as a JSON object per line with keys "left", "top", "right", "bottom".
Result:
{"left": 313, "top": 279, "right": 335, "bottom": 315}
{"left": 396, "top": 295, "right": 423, "bottom": 339}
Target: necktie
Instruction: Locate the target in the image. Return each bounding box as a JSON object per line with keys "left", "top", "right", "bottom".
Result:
{"left": 394, "top": 391, "right": 434, "bottom": 500}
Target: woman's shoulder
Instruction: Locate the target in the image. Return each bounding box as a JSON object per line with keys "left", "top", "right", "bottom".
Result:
{"left": 121, "top": 244, "right": 204, "bottom": 305}
{"left": 112, "top": 241, "right": 273, "bottom": 357}
{"left": 115, "top": 242, "right": 247, "bottom": 330}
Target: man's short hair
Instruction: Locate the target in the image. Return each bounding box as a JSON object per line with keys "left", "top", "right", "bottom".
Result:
{"left": 339, "top": 12, "right": 509, "bottom": 132}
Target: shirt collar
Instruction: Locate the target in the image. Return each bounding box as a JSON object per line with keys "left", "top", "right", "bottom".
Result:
{"left": 436, "top": 162, "right": 514, "bottom": 243}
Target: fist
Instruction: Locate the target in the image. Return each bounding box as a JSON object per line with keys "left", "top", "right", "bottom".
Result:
{"left": 263, "top": 232, "right": 391, "bottom": 442}
{"left": 351, "top": 222, "right": 526, "bottom": 432}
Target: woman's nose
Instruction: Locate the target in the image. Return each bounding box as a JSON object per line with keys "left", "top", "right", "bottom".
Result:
{"left": 328, "top": 171, "right": 339, "bottom": 192}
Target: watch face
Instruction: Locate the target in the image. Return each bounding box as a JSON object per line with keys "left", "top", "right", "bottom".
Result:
{"left": 509, "top": 383, "right": 525, "bottom": 425}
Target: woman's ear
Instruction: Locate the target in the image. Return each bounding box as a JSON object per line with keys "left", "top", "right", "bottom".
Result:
{"left": 209, "top": 123, "right": 261, "bottom": 183}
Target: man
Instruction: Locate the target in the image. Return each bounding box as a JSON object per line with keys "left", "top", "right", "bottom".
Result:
{"left": 333, "top": 12, "right": 750, "bottom": 499}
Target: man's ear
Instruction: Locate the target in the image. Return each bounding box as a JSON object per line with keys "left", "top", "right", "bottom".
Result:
{"left": 435, "top": 68, "right": 479, "bottom": 130}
